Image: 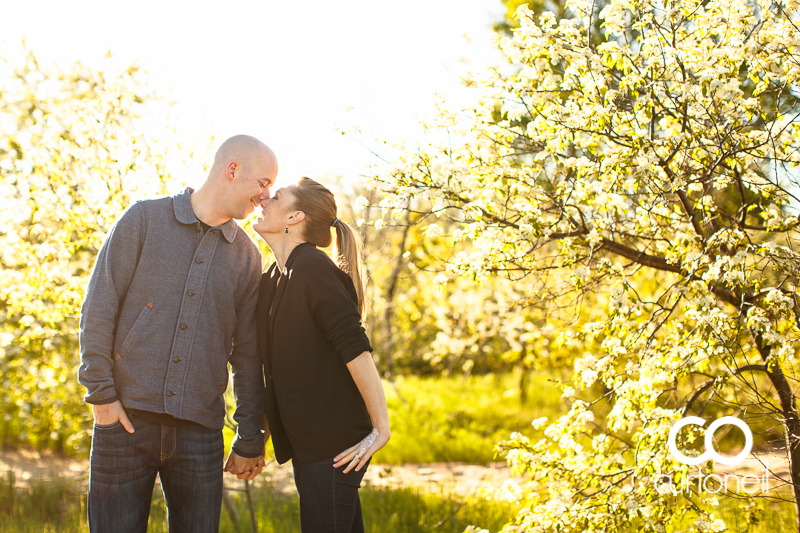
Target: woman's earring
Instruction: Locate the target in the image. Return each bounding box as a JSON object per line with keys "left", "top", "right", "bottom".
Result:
{"left": 285, "top": 225, "right": 288, "bottom": 234}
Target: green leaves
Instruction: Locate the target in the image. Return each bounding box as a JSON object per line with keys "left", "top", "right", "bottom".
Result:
{"left": 0, "top": 48, "right": 184, "bottom": 454}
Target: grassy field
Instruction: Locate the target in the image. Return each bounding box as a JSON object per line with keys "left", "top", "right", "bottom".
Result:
{"left": 3, "top": 372, "right": 799, "bottom": 531}
{"left": 0, "top": 470, "right": 797, "bottom": 533}
{"left": 377, "top": 372, "right": 565, "bottom": 465}
{"left": 0, "top": 471, "right": 516, "bottom": 533}
{"left": 674, "top": 496, "right": 798, "bottom": 532}
{"left": 0, "top": 372, "right": 552, "bottom": 532}
{"left": 225, "top": 372, "right": 567, "bottom": 465}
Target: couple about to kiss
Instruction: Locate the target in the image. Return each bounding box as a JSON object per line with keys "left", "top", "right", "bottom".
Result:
{"left": 78, "top": 135, "right": 391, "bottom": 533}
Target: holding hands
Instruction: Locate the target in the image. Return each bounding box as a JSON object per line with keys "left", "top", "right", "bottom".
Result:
{"left": 224, "top": 451, "right": 266, "bottom": 480}
{"left": 224, "top": 414, "right": 270, "bottom": 479}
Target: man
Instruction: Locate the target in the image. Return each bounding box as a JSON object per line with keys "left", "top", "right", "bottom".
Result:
{"left": 78, "top": 135, "right": 276, "bottom": 532}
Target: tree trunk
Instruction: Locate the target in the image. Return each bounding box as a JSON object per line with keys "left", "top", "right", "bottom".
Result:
{"left": 244, "top": 479, "right": 258, "bottom": 533}
{"left": 751, "top": 328, "right": 800, "bottom": 531}
{"left": 519, "top": 342, "right": 528, "bottom": 406}
{"left": 360, "top": 189, "right": 377, "bottom": 341}
{"left": 221, "top": 487, "right": 241, "bottom": 531}
{"left": 381, "top": 214, "right": 411, "bottom": 378}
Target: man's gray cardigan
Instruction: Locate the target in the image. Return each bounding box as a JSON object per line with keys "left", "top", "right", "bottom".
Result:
{"left": 78, "top": 188, "right": 265, "bottom": 457}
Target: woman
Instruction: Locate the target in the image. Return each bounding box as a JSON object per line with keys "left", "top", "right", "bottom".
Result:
{"left": 252, "top": 177, "right": 390, "bottom": 532}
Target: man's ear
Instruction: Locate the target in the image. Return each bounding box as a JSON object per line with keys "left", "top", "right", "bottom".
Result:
{"left": 226, "top": 161, "right": 238, "bottom": 182}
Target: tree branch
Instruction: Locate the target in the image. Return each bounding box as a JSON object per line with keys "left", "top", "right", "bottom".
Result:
{"left": 599, "top": 238, "right": 680, "bottom": 273}
{"left": 682, "top": 364, "right": 768, "bottom": 416}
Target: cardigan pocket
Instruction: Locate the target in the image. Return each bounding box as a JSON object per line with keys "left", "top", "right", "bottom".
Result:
{"left": 119, "top": 304, "right": 152, "bottom": 356}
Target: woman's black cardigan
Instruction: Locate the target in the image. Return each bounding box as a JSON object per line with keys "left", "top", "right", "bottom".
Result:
{"left": 257, "top": 243, "right": 373, "bottom": 465}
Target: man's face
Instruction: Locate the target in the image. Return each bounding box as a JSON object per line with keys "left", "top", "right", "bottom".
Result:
{"left": 230, "top": 154, "right": 278, "bottom": 219}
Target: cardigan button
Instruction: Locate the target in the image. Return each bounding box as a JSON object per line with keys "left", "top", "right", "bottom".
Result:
{"left": 166, "top": 390, "right": 174, "bottom": 397}
{"left": 173, "top": 358, "right": 180, "bottom": 363}
{"left": 195, "top": 258, "right": 203, "bottom": 264}
{"left": 187, "top": 290, "right": 195, "bottom": 297}
{"left": 180, "top": 323, "right": 187, "bottom": 330}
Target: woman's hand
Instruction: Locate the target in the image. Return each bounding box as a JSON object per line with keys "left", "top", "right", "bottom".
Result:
{"left": 333, "top": 426, "right": 390, "bottom": 473}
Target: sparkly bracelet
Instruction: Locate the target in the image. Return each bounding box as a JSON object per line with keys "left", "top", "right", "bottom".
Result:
{"left": 349, "top": 428, "right": 379, "bottom": 468}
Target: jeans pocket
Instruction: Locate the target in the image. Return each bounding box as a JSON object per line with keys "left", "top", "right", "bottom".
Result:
{"left": 94, "top": 420, "right": 123, "bottom": 429}
{"left": 336, "top": 458, "right": 370, "bottom": 488}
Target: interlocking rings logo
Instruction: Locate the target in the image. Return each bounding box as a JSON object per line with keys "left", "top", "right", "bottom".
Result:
{"left": 668, "top": 416, "right": 753, "bottom": 466}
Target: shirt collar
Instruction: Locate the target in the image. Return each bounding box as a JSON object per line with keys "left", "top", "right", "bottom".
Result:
{"left": 270, "top": 242, "right": 316, "bottom": 276}
{"left": 173, "top": 187, "right": 238, "bottom": 244}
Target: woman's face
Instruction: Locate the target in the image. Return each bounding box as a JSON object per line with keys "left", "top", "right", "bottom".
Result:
{"left": 253, "top": 186, "right": 296, "bottom": 235}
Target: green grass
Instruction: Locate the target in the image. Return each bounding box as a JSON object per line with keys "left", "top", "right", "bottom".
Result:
{"left": 7, "top": 372, "right": 799, "bottom": 532}
{"left": 224, "top": 371, "right": 566, "bottom": 466}
{"left": 0, "top": 371, "right": 561, "bottom": 532}
{"left": 376, "top": 372, "right": 566, "bottom": 465}
{"left": 0, "top": 472, "right": 514, "bottom": 533}
{"left": 665, "top": 493, "right": 798, "bottom": 532}
{"left": 718, "top": 496, "right": 797, "bottom": 531}
{"left": 2, "top": 470, "right": 799, "bottom": 533}
{"left": 0, "top": 471, "right": 84, "bottom": 533}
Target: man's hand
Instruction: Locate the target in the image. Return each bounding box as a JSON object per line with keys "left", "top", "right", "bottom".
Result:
{"left": 224, "top": 451, "right": 265, "bottom": 480}
{"left": 92, "top": 401, "right": 135, "bottom": 433}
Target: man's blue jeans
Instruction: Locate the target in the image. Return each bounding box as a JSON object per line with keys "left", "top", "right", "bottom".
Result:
{"left": 87, "top": 413, "right": 224, "bottom": 533}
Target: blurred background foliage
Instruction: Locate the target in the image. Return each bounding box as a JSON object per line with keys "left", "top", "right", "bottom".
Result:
{"left": 0, "top": 49, "right": 208, "bottom": 454}
{"left": 1, "top": 0, "right": 791, "bottom": 494}
{"left": 2, "top": 0, "right": 800, "bottom": 530}
{"left": 0, "top": 46, "right": 576, "bottom": 457}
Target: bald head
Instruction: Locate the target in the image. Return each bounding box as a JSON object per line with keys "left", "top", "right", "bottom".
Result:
{"left": 193, "top": 134, "right": 278, "bottom": 223}
{"left": 211, "top": 135, "right": 277, "bottom": 176}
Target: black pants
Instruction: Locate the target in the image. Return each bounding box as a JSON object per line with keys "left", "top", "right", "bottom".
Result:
{"left": 292, "top": 457, "right": 370, "bottom": 533}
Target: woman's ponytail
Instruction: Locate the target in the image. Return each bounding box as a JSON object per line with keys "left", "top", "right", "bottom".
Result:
{"left": 332, "top": 219, "right": 366, "bottom": 319}
{"left": 290, "top": 177, "right": 366, "bottom": 318}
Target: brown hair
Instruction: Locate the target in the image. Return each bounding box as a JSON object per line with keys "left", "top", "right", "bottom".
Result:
{"left": 290, "top": 177, "right": 366, "bottom": 318}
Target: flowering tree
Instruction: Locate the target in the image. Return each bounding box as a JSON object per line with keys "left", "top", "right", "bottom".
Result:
{"left": 351, "top": 193, "right": 567, "bottom": 380}
{"left": 0, "top": 49, "right": 191, "bottom": 452}
{"left": 495, "top": 0, "right": 571, "bottom": 34}
{"left": 371, "top": 0, "right": 800, "bottom": 530}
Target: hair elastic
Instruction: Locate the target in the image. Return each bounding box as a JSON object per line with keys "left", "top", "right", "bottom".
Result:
{"left": 331, "top": 217, "right": 340, "bottom": 227}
